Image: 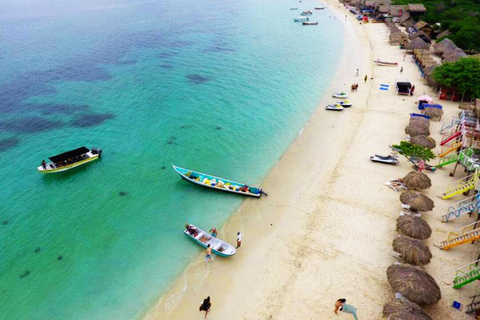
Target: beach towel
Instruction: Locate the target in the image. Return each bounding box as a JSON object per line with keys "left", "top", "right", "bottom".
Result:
{"left": 380, "top": 84, "right": 389, "bottom": 91}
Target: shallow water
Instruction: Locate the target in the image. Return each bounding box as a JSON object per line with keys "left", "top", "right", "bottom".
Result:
{"left": 0, "top": 0, "right": 343, "bottom": 318}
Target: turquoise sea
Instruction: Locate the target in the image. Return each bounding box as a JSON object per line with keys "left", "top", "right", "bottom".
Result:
{"left": 0, "top": 0, "right": 343, "bottom": 318}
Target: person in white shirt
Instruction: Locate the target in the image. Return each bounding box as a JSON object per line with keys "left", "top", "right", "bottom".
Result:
{"left": 236, "top": 232, "right": 242, "bottom": 248}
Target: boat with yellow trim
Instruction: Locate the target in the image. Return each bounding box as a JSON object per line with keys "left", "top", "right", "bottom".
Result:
{"left": 38, "top": 146, "right": 102, "bottom": 173}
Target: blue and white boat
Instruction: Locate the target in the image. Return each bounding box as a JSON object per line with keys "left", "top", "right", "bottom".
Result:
{"left": 184, "top": 224, "right": 236, "bottom": 257}
{"left": 172, "top": 165, "right": 265, "bottom": 197}
{"left": 335, "top": 100, "right": 352, "bottom": 107}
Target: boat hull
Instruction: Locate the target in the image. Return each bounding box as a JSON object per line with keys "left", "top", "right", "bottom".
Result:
{"left": 38, "top": 153, "right": 100, "bottom": 173}
{"left": 173, "top": 165, "right": 262, "bottom": 197}
{"left": 374, "top": 60, "right": 398, "bottom": 66}
{"left": 184, "top": 226, "right": 236, "bottom": 257}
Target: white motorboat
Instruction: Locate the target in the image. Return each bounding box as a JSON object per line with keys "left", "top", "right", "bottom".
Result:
{"left": 326, "top": 104, "right": 344, "bottom": 111}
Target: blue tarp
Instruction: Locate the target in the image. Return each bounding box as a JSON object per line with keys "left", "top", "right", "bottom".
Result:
{"left": 411, "top": 113, "right": 431, "bottom": 119}
{"left": 422, "top": 104, "right": 443, "bottom": 109}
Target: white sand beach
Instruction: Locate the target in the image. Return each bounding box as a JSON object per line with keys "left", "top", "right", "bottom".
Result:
{"left": 143, "top": 1, "right": 479, "bottom": 319}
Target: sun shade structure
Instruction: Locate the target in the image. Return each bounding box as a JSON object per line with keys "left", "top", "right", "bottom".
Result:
{"left": 387, "top": 264, "right": 441, "bottom": 305}
{"left": 410, "top": 135, "right": 436, "bottom": 149}
{"left": 48, "top": 147, "right": 90, "bottom": 163}
{"left": 405, "top": 125, "right": 430, "bottom": 137}
{"left": 393, "top": 235, "right": 432, "bottom": 266}
{"left": 409, "top": 118, "right": 429, "bottom": 128}
{"left": 423, "top": 108, "right": 444, "bottom": 120}
{"left": 383, "top": 299, "right": 432, "bottom": 320}
{"left": 396, "top": 215, "right": 432, "bottom": 240}
{"left": 400, "top": 191, "right": 435, "bottom": 211}
{"left": 403, "top": 171, "right": 432, "bottom": 190}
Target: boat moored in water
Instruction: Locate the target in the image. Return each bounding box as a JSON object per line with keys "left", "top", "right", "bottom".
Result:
{"left": 290, "top": 7, "right": 298, "bottom": 10}
{"left": 184, "top": 224, "right": 236, "bottom": 257}
{"left": 303, "top": 22, "right": 318, "bottom": 25}
{"left": 38, "top": 146, "right": 102, "bottom": 173}
{"left": 172, "top": 165, "right": 266, "bottom": 197}
{"left": 300, "top": 10, "right": 313, "bottom": 15}
{"left": 332, "top": 92, "right": 348, "bottom": 99}
{"left": 374, "top": 59, "right": 398, "bottom": 66}
{"left": 326, "top": 104, "right": 344, "bottom": 111}
{"left": 294, "top": 17, "right": 309, "bottom": 22}
{"left": 314, "top": 7, "right": 325, "bottom": 10}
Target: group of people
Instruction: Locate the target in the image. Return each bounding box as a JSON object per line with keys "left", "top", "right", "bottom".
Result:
{"left": 350, "top": 83, "right": 359, "bottom": 92}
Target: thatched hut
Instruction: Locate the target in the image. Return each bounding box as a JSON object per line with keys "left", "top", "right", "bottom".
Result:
{"left": 403, "top": 171, "right": 432, "bottom": 190}
{"left": 410, "top": 135, "right": 436, "bottom": 149}
{"left": 405, "top": 125, "right": 430, "bottom": 137}
{"left": 383, "top": 299, "right": 432, "bottom": 320}
{"left": 396, "top": 215, "right": 432, "bottom": 240}
{"left": 393, "top": 235, "right": 432, "bottom": 265}
{"left": 387, "top": 264, "right": 441, "bottom": 305}
{"left": 405, "top": 38, "right": 430, "bottom": 51}
{"left": 400, "top": 190, "right": 435, "bottom": 211}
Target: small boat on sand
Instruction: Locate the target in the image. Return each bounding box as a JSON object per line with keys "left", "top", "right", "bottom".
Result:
{"left": 336, "top": 100, "right": 352, "bottom": 107}
{"left": 184, "top": 224, "right": 236, "bottom": 257}
{"left": 300, "top": 10, "right": 313, "bottom": 15}
{"left": 38, "top": 146, "right": 102, "bottom": 173}
{"left": 326, "top": 104, "right": 344, "bottom": 111}
{"left": 172, "top": 165, "right": 266, "bottom": 197}
{"left": 294, "top": 17, "right": 309, "bottom": 22}
{"left": 370, "top": 154, "right": 399, "bottom": 164}
{"left": 303, "top": 22, "right": 318, "bottom": 25}
{"left": 332, "top": 92, "right": 348, "bottom": 99}
{"left": 374, "top": 59, "right": 398, "bottom": 66}
{"left": 290, "top": 7, "right": 298, "bottom": 10}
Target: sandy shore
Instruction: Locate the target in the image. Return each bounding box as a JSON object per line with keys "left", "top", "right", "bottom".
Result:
{"left": 143, "top": 2, "right": 479, "bottom": 319}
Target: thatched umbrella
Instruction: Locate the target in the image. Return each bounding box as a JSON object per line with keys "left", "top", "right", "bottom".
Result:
{"left": 383, "top": 299, "right": 433, "bottom": 320}
{"left": 396, "top": 215, "right": 432, "bottom": 240}
{"left": 410, "top": 135, "right": 436, "bottom": 149}
{"left": 387, "top": 264, "right": 441, "bottom": 305}
{"left": 400, "top": 190, "right": 435, "bottom": 211}
{"left": 409, "top": 118, "right": 430, "bottom": 128}
{"left": 403, "top": 171, "right": 431, "bottom": 190}
{"left": 392, "top": 235, "right": 432, "bottom": 265}
{"left": 405, "top": 125, "right": 430, "bottom": 137}
{"left": 423, "top": 108, "right": 444, "bottom": 120}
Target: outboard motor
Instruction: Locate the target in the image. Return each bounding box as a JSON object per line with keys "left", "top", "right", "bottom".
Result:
{"left": 91, "top": 148, "right": 103, "bottom": 158}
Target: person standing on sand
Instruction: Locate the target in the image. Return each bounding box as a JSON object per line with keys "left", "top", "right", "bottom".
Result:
{"left": 356, "top": 69, "right": 359, "bottom": 76}
{"left": 334, "top": 299, "right": 358, "bottom": 320}
{"left": 236, "top": 232, "right": 242, "bottom": 248}
{"left": 364, "top": 75, "right": 367, "bottom": 83}
{"left": 205, "top": 244, "right": 212, "bottom": 263}
{"left": 400, "top": 67, "right": 403, "bottom": 73}
{"left": 403, "top": 54, "right": 406, "bottom": 61}
{"left": 199, "top": 296, "right": 212, "bottom": 318}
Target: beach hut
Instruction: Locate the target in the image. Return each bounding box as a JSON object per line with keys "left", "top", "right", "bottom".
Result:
{"left": 403, "top": 171, "right": 432, "bottom": 190}
{"left": 405, "top": 125, "right": 430, "bottom": 137}
{"left": 407, "top": 4, "right": 426, "bottom": 15}
{"left": 400, "top": 190, "right": 434, "bottom": 211}
{"left": 409, "top": 31, "right": 431, "bottom": 44}
{"left": 392, "top": 235, "right": 432, "bottom": 266}
{"left": 386, "top": 264, "right": 441, "bottom": 305}
{"left": 413, "top": 21, "right": 434, "bottom": 37}
{"left": 410, "top": 135, "right": 436, "bottom": 149}
{"left": 405, "top": 38, "right": 430, "bottom": 51}
{"left": 396, "top": 215, "right": 432, "bottom": 240}
{"left": 383, "top": 299, "right": 433, "bottom": 320}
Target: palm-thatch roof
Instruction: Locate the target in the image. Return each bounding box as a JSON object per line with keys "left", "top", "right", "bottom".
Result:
{"left": 423, "top": 108, "right": 444, "bottom": 120}
{"left": 409, "top": 118, "right": 430, "bottom": 128}
{"left": 405, "top": 38, "right": 430, "bottom": 50}
{"left": 436, "top": 30, "right": 451, "bottom": 39}
{"left": 414, "top": 21, "right": 430, "bottom": 30}
{"left": 389, "top": 5, "right": 408, "bottom": 17}
{"left": 403, "top": 171, "right": 432, "bottom": 190}
{"left": 387, "top": 264, "right": 441, "bottom": 305}
{"left": 433, "top": 38, "right": 458, "bottom": 54}
{"left": 396, "top": 215, "right": 432, "bottom": 240}
{"left": 410, "top": 135, "right": 436, "bottom": 149}
{"left": 409, "top": 31, "right": 431, "bottom": 43}
{"left": 383, "top": 299, "right": 433, "bottom": 320}
{"left": 400, "top": 190, "right": 435, "bottom": 211}
{"left": 405, "top": 125, "right": 430, "bottom": 137}
{"left": 393, "top": 235, "right": 432, "bottom": 266}
{"left": 442, "top": 48, "right": 467, "bottom": 62}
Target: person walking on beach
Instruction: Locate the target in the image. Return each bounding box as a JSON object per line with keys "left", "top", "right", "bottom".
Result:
{"left": 205, "top": 244, "right": 212, "bottom": 263}
{"left": 410, "top": 85, "right": 415, "bottom": 96}
{"left": 199, "top": 296, "right": 212, "bottom": 318}
{"left": 236, "top": 232, "right": 242, "bottom": 248}
{"left": 364, "top": 75, "right": 367, "bottom": 83}
{"left": 334, "top": 299, "right": 358, "bottom": 320}
{"left": 356, "top": 68, "right": 359, "bottom": 76}
{"left": 403, "top": 54, "right": 406, "bottom": 62}
{"left": 400, "top": 66, "right": 403, "bottom": 73}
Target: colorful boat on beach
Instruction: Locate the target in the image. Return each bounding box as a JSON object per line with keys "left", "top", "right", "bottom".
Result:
{"left": 184, "top": 224, "right": 236, "bottom": 257}
{"left": 332, "top": 92, "right": 348, "bottom": 99}
{"left": 38, "top": 146, "right": 102, "bottom": 173}
{"left": 326, "top": 104, "right": 343, "bottom": 111}
{"left": 336, "top": 100, "right": 352, "bottom": 107}
{"left": 374, "top": 59, "right": 398, "bottom": 66}
{"left": 303, "top": 22, "right": 318, "bottom": 25}
{"left": 172, "top": 165, "right": 265, "bottom": 197}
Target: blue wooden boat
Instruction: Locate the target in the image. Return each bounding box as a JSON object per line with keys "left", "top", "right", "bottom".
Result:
{"left": 184, "top": 224, "right": 236, "bottom": 257}
{"left": 173, "top": 165, "right": 265, "bottom": 197}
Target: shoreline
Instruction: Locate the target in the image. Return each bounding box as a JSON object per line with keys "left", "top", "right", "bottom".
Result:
{"left": 143, "top": 1, "right": 478, "bottom": 319}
